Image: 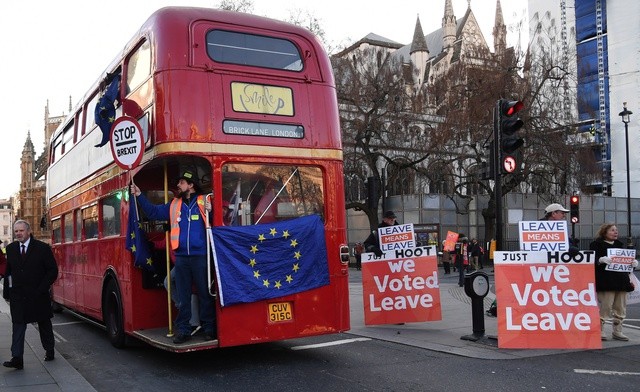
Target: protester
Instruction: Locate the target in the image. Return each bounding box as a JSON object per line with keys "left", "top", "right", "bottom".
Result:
{"left": 541, "top": 202, "right": 580, "bottom": 255}
{"left": 468, "top": 238, "right": 481, "bottom": 271}
{"left": 3, "top": 220, "right": 58, "bottom": 370}
{"left": 0, "top": 247, "right": 6, "bottom": 279}
{"left": 441, "top": 240, "right": 451, "bottom": 274}
{"left": 540, "top": 203, "right": 569, "bottom": 221}
{"left": 130, "top": 170, "right": 217, "bottom": 344}
{"left": 589, "top": 223, "right": 637, "bottom": 341}
{"left": 363, "top": 211, "right": 399, "bottom": 256}
{"left": 454, "top": 234, "right": 469, "bottom": 287}
{"left": 353, "top": 242, "right": 364, "bottom": 270}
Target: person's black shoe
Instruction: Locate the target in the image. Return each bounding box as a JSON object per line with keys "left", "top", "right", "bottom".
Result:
{"left": 173, "top": 333, "right": 191, "bottom": 344}
{"left": 44, "top": 350, "right": 55, "bottom": 361}
{"left": 3, "top": 357, "right": 23, "bottom": 369}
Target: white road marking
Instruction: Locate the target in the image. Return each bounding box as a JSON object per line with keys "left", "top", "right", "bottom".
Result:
{"left": 53, "top": 330, "right": 68, "bottom": 343}
{"left": 290, "top": 337, "right": 371, "bottom": 351}
{"left": 574, "top": 369, "right": 640, "bottom": 376}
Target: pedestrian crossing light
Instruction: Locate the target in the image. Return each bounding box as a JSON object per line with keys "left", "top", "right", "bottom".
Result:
{"left": 498, "top": 99, "right": 524, "bottom": 174}
{"left": 570, "top": 195, "right": 580, "bottom": 224}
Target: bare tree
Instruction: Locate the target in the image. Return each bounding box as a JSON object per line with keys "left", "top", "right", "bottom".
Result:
{"left": 215, "top": 0, "right": 254, "bottom": 13}
{"left": 285, "top": 9, "right": 326, "bottom": 45}
{"left": 333, "top": 20, "right": 598, "bottom": 245}
{"left": 333, "top": 47, "right": 447, "bottom": 230}
{"left": 426, "top": 23, "right": 598, "bottom": 244}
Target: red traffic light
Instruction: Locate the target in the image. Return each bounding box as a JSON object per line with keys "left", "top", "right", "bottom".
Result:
{"left": 500, "top": 99, "right": 524, "bottom": 136}
{"left": 502, "top": 100, "right": 524, "bottom": 116}
{"left": 570, "top": 195, "right": 580, "bottom": 224}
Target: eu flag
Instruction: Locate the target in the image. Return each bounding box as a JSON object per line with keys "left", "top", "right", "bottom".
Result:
{"left": 126, "top": 195, "right": 154, "bottom": 271}
{"left": 212, "top": 215, "right": 330, "bottom": 306}
{"left": 94, "top": 74, "right": 121, "bottom": 147}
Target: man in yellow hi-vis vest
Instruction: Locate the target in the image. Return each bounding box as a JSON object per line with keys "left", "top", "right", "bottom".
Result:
{"left": 130, "top": 170, "right": 216, "bottom": 344}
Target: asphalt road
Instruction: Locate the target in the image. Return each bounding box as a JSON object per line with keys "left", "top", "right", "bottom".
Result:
{"left": 51, "top": 303, "right": 640, "bottom": 392}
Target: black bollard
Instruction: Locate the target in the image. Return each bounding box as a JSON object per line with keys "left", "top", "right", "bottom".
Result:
{"left": 461, "top": 271, "right": 490, "bottom": 342}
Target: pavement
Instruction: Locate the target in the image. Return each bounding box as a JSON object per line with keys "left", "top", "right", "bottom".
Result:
{"left": 0, "top": 291, "right": 96, "bottom": 392}
{"left": 347, "top": 267, "right": 640, "bottom": 359}
{"left": 1, "top": 268, "right": 639, "bottom": 391}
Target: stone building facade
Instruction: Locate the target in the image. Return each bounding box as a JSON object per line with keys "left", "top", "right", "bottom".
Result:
{"left": 18, "top": 100, "right": 66, "bottom": 242}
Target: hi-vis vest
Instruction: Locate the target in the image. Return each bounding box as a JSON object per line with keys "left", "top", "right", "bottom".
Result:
{"left": 169, "top": 195, "right": 207, "bottom": 250}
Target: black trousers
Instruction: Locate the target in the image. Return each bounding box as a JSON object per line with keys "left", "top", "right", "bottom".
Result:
{"left": 11, "top": 319, "right": 54, "bottom": 358}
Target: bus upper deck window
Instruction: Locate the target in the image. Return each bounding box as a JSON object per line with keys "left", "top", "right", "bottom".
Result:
{"left": 206, "top": 30, "right": 303, "bottom": 71}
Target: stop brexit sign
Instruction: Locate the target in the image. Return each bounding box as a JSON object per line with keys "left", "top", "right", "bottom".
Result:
{"left": 109, "top": 116, "right": 144, "bottom": 170}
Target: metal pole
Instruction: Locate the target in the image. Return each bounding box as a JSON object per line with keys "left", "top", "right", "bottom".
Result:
{"left": 625, "top": 120, "right": 633, "bottom": 248}
{"left": 493, "top": 101, "right": 503, "bottom": 251}
{"left": 620, "top": 102, "right": 634, "bottom": 249}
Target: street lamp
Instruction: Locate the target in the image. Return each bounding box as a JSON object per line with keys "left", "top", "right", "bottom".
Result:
{"left": 619, "top": 102, "right": 633, "bottom": 248}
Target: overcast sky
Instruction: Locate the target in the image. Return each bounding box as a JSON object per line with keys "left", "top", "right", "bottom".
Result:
{"left": 0, "top": 0, "right": 527, "bottom": 200}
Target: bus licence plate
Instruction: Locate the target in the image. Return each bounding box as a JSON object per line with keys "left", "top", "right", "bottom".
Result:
{"left": 268, "top": 302, "right": 293, "bottom": 323}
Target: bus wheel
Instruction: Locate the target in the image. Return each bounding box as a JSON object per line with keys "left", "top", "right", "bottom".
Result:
{"left": 104, "top": 280, "right": 126, "bottom": 348}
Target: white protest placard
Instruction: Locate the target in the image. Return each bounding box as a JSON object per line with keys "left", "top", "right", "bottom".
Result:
{"left": 518, "top": 220, "right": 569, "bottom": 252}
{"left": 606, "top": 248, "right": 636, "bottom": 272}
{"left": 378, "top": 223, "right": 415, "bottom": 252}
{"left": 109, "top": 116, "right": 144, "bottom": 170}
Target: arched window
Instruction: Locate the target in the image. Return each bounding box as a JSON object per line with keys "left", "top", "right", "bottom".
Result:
{"left": 387, "top": 163, "right": 414, "bottom": 196}
{"left": 467, "top": 164, "right": 485, "bottom": 195}
{"left": 427, "top": 163, "right": 454, "bottom": 194}
{"left": 344, "top": 173, "right": 366, "bottom": 203}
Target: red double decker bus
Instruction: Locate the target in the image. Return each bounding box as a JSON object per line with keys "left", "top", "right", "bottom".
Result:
{"left": 46, "top": 7, "right": 350, "bottom": 352}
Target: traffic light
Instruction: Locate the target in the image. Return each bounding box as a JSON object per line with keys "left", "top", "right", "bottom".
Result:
{"left": 498, "top": 99, "right": 524, "bottom": 174}
{"left": 570, "top": 195, "right": 580, "bottom": 224}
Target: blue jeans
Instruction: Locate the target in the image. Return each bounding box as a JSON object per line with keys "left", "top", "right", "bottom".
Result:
{"left": 164, "top": 270, "right": 200, "bottom": 327}
{"left": 173, "top": 255, "right": 216, "bottom": 336}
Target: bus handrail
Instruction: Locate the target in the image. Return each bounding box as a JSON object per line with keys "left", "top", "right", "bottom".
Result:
{"left": 255, "top": 167, "right": 298, "bottom": 224}
{"left": 205, "top": 193, "right": 216, "bottom": 297}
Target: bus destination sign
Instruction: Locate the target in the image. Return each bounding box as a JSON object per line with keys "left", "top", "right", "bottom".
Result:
{"left": 109, "top": 116, "right": 145, "bottom": 170}
{"left": 223, "top": 120, "right": 304, "bottom": 139}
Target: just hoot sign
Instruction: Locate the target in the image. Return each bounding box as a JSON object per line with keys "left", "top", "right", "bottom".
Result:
{"left": 494, "top": 250, "right": 601, "bottom": 349}
{"left": 361, "top": 246, "right": 441, "bottom": 325}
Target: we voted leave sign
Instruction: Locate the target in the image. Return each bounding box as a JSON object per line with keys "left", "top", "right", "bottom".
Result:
{"left": 361, "top": 246, "right": 441, "bottom": 325}
{"left": 494, "top": 251, "right": 601, "bottom": 349}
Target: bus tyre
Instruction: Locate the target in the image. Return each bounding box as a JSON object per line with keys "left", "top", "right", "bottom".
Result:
{"left": 104, "top": 279, "right": 126, "bottom": 348}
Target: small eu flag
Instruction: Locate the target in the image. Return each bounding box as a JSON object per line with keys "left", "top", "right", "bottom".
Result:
{"left": 126, "top": 195, "right": 154, "bottom": 271}
{"left": 212, "top": 215, "right": 330, "bottom": 306}
{"left": 94, "top": 74, "right": 121, "bottom": 147}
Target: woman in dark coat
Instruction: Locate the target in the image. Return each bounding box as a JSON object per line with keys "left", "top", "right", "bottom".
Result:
{"left": 589, "top": 223, "right": 637, "bottom": 341}
{"left": 2, "top": 220, "right": 58, "bottom": 369}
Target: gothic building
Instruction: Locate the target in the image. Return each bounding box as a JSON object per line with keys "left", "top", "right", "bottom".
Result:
{"left": 18, "top": 100, "right": 67, "bottom": 242}
{"left": 334, "top": 0, "right": 516, "bottom": 204}
{"left": 336, "top": 0, "right": 510, "bottom": 93}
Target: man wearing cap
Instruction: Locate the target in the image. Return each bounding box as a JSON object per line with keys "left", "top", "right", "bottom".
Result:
{"left": 130, "top": 170, "right": 217, "bottom": 344}
{"left": 541, "top": 203, "right": 570, "bottom": 221}
{"left": 541, "top": 202, "right": 580, "bottom": 255}
{"left": 363, "top": 211, "right": 399, "bottom": 257}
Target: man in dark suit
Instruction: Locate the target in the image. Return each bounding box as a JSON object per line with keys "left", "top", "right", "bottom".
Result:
{"left": 2, "top": 220, "right": 58, "bottom": 370}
